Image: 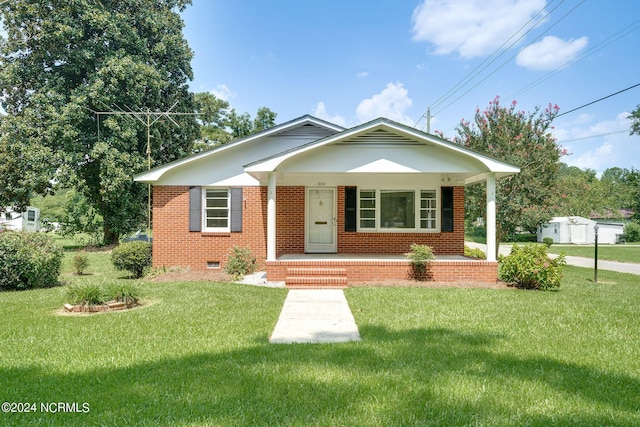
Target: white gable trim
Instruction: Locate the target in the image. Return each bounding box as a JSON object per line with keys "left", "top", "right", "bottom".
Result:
{"left": 245, "top": 118, "right": 519, "bottom": 178}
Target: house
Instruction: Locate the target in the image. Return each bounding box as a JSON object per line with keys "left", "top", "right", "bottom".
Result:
{"left": 538, "top": 216, "right": 625, "bottom": 245}
{"left": 134, "top": 115, "right": 519, "bottom": 286}
{"left": 0, "top": 206, "right": 40, "bottom": 232}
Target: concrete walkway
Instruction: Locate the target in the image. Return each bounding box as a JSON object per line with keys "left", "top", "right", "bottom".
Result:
{"left": 466, "top": 242, "right": 640, "bottom": 275}
{"left": 269, "top": 289, "right": 360, "bottom": 344}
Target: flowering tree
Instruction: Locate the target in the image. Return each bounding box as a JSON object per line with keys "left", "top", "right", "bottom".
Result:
{"left": 455, "top": 96, "right": 564, "bottom": 253}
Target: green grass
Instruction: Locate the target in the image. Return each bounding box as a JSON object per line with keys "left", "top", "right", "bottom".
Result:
{"left": 1, "top": 253, "right": 639, "bottom": 425}
{"left": 547, "top": 244, "right": 640, "bottom": 263}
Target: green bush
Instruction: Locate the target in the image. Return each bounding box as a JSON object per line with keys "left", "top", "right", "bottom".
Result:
{"left": 464, "top": 245, "right": 486, "bottom": 259}
{"left": 406, "top": 244, "right": 435, "bottom": 280}
{"left": 72, "top": 253, "right": 90, "bottom": 275}
{"left": 107, "top": 282, "right": 141, "bottom": 306}
{"left": 0, "top": 231, "right": 64, "bottom": 291}
{"left": 542, "top": 237, "right": 554, "bottom": 247}
{"left": 224, "top": 246, "right": 257, "bottom": 280}
{"left": 624, "top": 221, "right": 640, "bottom": 242}
{"left": 499, "top": 244, "right": 566, "bottom": 291}
{"left": 111, "top": 241, "right": 152, "bottom": 278}
{"left": 66, "top": 283, "right": 107, "bottom": 306}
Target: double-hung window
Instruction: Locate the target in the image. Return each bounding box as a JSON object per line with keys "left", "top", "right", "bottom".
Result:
{"left": 358, "top": 189, "right": 438, "bottom": 231}
{"left": 204, "top": 189, "right": 229, "bottom": 231}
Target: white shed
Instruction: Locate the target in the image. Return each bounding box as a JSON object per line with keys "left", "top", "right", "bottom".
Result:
{"left": 537, "top": 216, "right": 624, "bottom": 244}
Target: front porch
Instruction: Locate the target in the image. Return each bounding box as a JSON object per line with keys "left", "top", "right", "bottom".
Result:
{"left": 266, "top": 253, "right": 499, "bottom": 287}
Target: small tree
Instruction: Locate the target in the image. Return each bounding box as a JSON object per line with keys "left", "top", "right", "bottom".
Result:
{"left": 455, "top": 96, "right": 565, "bottom": 257}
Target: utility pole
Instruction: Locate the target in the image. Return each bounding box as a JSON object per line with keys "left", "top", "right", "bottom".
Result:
{"left": 89, "top": 103, "right": 199, "bottom": 242}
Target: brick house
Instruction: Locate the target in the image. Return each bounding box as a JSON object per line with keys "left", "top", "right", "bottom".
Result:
{"left": 134, "top": 115, "right": 519, "bottom": 286}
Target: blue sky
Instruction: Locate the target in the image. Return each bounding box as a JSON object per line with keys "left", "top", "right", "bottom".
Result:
{"left": 0, "top": 1, "right": 634, "bottom": 175}
{"left": 0, "top": 1, "right": 634, "bottom": 174}
{"left": 181, "top": 0, "right": 640, "bottom": 175}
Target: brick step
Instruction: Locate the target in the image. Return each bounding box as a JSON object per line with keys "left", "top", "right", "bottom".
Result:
{"left": 285, "top": 276, "right": 348, "bottom": 286}
{"left": 286, "top": 267, "right": 347, "bottom": 277}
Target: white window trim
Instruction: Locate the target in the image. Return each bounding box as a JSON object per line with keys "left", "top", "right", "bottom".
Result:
{"left": 202, "top": 187, "right": 230, "bottom": 232}
{"left": 357, "top": 188, "right": 440, "bottom": 233}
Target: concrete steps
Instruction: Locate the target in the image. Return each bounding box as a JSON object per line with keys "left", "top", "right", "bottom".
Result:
{"left": 285, "top": 267, "right": 348, "bottom": 288}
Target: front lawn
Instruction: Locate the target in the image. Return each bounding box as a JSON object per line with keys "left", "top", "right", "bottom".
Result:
{"left": 1, "top": 256, "right": 639, "bottom": 425}
{"left": 547, "top": 244, "right": 640, "bottom": 263}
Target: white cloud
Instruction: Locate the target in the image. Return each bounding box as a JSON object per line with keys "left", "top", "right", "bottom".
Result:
{"left": 210, "top": 84, "right": 234, "bottom": 101}
{"left": 411, "top": 0, "right": 546, "bottom": 58}
{"left": 356, "top": 71, "right": 369, "bottom": 78}
{"left": 356, "top": 82, "right": 413, "bottom": 124}
{"left": 313, "top": 102, "right": 347, "bottom": 127}
{"left": 517, "top": 36, "right": 588, "bottom": 70}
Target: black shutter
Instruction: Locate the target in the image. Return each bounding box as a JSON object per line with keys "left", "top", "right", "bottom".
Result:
{"left": 441, "top": 187, "right": 454, "bottom": 232}
{"left": 230, "top": 187, "right": 243, "bottom": 232}
{"left": 345, "top": 187, "right": 357, "bottom": 232}
{"left": 189, "top": 186, "right": 202, "bottom": 232}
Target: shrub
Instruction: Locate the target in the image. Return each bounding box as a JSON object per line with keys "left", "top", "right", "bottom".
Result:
{"left": 107, "top": 282, "right": 141, "bottom": 306}
{"left": 66, "top": 283, "right": 107, "bottom": 306}
{"left": 406, "top": 244, "right": 435, "bottom": 280}
{"left": 0, "top": 231, "right": 64, "bottom": 291}
{"left": 624, "top": 221, "right": 640, "bottom": 242}
{"left": 464, "top": 245, "right": 486, "bottom": 259}
{"left": 111, "top": 241, "right": 152, "bottom": 278}
{"left": 72, "top": 253, "right": 90, "bottom": 275}
{"left": 499, "top": 244, "right": 566, "bottom": 290}
{"left": 542, "top": 237, "right": 554, "bottom": 247}
{"left": 224, "top": 246, "right": 257, "bottom": 280}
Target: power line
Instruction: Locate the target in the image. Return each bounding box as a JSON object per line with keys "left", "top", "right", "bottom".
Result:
{"left": 555, "top": 83, "right": 640, "bottom": 118}
{"left": 557, "top": 129, "right": 628, "bottom": 143}
{"left": 415, "top": 0, "right": 559, "bottom": 128}
{"left": 431, "top": 0, "right": 586, "bottom": 118}
{"left": 509, "top": 18, "right": 640, "bottom": 100}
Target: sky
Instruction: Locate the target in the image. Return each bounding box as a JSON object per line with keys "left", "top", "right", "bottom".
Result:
{"left": 180, "top": 0, "right": 640, "bottom": 175}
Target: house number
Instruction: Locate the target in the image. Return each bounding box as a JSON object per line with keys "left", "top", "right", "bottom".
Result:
{"left": 317, "top": 182, "right": 325, "bottom": 187}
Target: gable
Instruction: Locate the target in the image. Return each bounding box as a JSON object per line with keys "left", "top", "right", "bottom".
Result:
{"left": 135, "top": 116, "right": 343, "bottom": 185}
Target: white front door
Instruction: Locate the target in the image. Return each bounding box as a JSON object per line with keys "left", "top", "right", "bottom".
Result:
{"left": 306, "top": 188, "right": 337, "bottom": 253}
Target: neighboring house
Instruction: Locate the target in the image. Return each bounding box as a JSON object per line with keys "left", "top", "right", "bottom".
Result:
{"left": 135, "top": 115, "right": 519, "bottom": 285}
{"left": 537, "top": 216, "right": 625, "bottom": 245}
{"left": 0, "top": 207, "right": 40, "bottom": 232}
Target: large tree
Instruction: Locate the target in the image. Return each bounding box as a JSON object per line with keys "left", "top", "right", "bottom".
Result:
{"left": 0, "top": 0, "right": 199, "bottom": 243}
{"left": 455, "top": 96, "right": 564, "bottom": 252}
{"left": 553, "top": 164, "right": 607, "bottom": 218}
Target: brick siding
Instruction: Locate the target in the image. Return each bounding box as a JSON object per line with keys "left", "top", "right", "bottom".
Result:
{"left": 151, "top": 184, "right": 495, "bottom": 282}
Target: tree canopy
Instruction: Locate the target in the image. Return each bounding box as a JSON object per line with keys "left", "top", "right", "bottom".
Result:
{"left": 193, "top": 92, "right": 277, "bottom": 151}
{"left": 630, "top": 105, "right": 640, "bottom": 136}
{"left": 455, "top": 96, "right": 564, "bottom": 251}
{"left": 0, "top": 0, "right": 199, "bottom": 243}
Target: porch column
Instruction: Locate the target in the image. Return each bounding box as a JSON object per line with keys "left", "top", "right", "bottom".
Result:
{"left": 486, "top": 173, "right": 497, "bottom": 262}
{"left": 267, "top": 172, "right": 277, "bottom": 261}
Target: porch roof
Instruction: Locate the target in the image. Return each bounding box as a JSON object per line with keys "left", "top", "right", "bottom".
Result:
{"left": 245, "top": 118, "right": 519, "bottom": 185}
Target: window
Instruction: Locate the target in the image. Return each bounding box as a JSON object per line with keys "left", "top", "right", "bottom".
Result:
{"left": 381, "top": 190, "right": 415, "bottom": 229}
{"left": 204, "top": 189, "right": 229, "bottom": 231}
{"left": 420, "top": 190, "right": 437, "bottom": 229}
{"left": 357, "top": 189, "right": 438, "bottom": 232}
{"left": 359, "top": 190, "right": 376, "bottom": 229}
